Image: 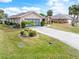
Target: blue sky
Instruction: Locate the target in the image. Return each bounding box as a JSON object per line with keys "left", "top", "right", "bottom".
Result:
{"left": 0, "top": 0, "right": 79, "bottom": 16}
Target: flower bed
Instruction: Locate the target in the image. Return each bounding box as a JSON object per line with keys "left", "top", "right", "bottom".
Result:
{"left": 19, "top": 28, "right": 37, "bottom": 38}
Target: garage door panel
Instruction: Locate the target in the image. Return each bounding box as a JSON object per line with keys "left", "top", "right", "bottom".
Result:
{"left": 25, "top": 18, "right": 41, "bottom": 26}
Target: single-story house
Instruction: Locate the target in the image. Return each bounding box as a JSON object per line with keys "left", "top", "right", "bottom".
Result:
{"left": 46, "top": 14, "right": 73, "bottom": 24}
{"left": 8, "top": 11, "right": 44, "bottom": 26}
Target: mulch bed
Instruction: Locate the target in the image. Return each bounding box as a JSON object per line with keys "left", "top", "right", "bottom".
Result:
{"left": 18, "top": 34, "right": 39, "bottom": 39}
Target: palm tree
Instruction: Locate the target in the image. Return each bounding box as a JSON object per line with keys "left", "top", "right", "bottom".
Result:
{"left": 47, "top": 10, "right": 53, "bottom": 16}
{"left": 69, "top": 5, "right": 79, "bottom": 26}
{"left": 47, "top": 10, "right": 53, "bottom": 24}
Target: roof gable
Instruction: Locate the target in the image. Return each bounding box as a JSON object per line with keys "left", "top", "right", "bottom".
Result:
{"left": 9, "top": 11, "right": 43, "bottom": 19}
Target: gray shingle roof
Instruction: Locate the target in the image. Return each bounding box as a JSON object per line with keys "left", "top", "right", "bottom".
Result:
{"left": 9, "top": 11, "right": 43, "bottom": 19}
{"left": 52, "top": 14, "right": 72, "bottom": 20}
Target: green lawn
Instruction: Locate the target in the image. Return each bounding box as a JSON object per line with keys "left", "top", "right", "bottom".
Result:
{"left": 0, "top": 24, "right": 79, "bottom": 59}
{"left": 49, "top": 23, "right": 79, "bottom": 34}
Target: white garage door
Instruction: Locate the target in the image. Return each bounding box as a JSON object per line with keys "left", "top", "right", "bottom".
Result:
{"left": 34, "top": 19, "right": 40, "bottom": 26}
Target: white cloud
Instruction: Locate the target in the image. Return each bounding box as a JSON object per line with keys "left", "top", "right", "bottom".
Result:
{"left": 21, "top": 7, "right": 41, "bottom": 13}
{"left": 47, "top": 0, "right": 58, "bottom": 7}
{"left": 1, "top": 7, "right": 41, "bottom": 16}
{"left": 78, "top": 0, "right": 79, "bottom": 2}
{"left": 52, "top": 3, "right": 68, "bottom": 14}
{"left": 47, "top": 0, "right": 70, "bottom": 15}
{"left": 0, "top": 0, "right": 12, "bottom": 3}
{"left": 47, "top": 0, "right": 79, "bottom": 15}
{"left": 64, "top": 0, "right": 69, "bottom": 2}
{"left": 3, "top": 7, "right": 21, "bottom": 16}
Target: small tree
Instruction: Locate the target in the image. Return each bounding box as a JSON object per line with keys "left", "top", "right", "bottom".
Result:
{"left": 21, "top": 21, "right": 26, "bottom": 28}
{"left": 41, "top": 20, "right": 45, "bottom": 26}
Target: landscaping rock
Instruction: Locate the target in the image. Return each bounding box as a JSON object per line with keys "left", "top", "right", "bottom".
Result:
{"left": 18, "top": 42, "right": 25, "bottom": 48}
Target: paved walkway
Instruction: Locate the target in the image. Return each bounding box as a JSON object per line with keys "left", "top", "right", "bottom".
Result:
{"left": 32, "top": 27, "right": 79, "bottom": 50}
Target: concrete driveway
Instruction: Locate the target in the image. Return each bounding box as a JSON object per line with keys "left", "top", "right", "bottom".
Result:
{"left": 32, "top": 27, "right": 79, "bottom": 50}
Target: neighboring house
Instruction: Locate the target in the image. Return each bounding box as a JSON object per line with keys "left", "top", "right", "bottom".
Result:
{"left": 8, "top": 11, "right": 44, "bottom": 26}
{"left": 46, "top": 14, "right": 72, "bottom": 24}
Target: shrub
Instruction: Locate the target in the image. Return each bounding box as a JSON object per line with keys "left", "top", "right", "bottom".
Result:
{"left": 24, "top": 31, "right": 29, "bottom": 36}
{"left": 29, "top": 30, "right": 37, "bottom": 37}
{"left": 21, "top": 21, "right": 35, "bottom": 28}
{"left": 13, "top": 23, "right": 20, "bottom": 28}
{"left": 9, "top": 22, "right": 11, "bottom": 25}
{"left": 41, "top": 21, "right": 45, "bottom": 26}
{"left": 21, "top": 21, "right": 26, "bottom": 28}
{"left": 20, "top": 31, "right": 24, "bottom": 36}
{"left": 4, "top": 21, "right": 14, "bottom": 25}
{"left": 4, "top": 21, "right": 9, "bottom": 25}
